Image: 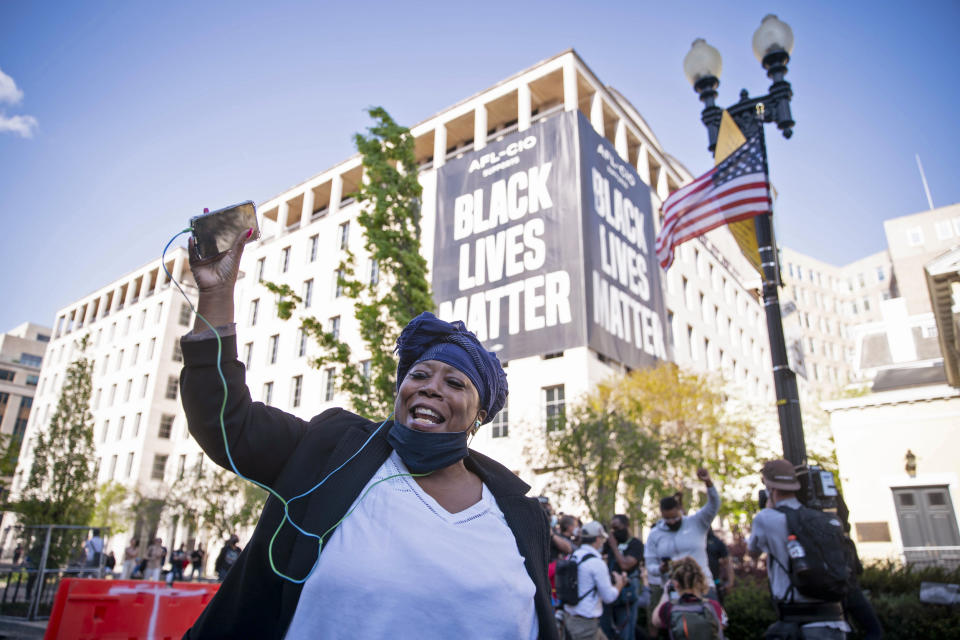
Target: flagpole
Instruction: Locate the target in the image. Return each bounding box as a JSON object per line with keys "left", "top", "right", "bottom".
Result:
{"left": 752, "top": 105, "right": 808, "bottom": 470}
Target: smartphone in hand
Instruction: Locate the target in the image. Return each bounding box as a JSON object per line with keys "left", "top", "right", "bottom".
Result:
{"left": 190, "top": 201, "right": 260, "bottom": 263}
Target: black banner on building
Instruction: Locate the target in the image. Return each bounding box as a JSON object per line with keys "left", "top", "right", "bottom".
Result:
{"left": 577, "top": 112, "right": 670, "bottom": 369}
{"left": 433, "top": 112, "right": 585, "bottom": 360}
{"left": 433, "top": 110, "right": 669, "bottom": 369}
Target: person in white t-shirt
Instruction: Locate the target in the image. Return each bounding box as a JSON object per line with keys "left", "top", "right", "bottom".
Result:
{"left": 563, "top": 521, "right": 627, "bottom": 640}
{"left": 179, "top": 229, "right": 561, "bottom": 639}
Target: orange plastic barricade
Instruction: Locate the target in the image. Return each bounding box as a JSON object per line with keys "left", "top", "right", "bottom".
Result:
{"left": 44, "top": 578, "right": 219, "bottom": 640}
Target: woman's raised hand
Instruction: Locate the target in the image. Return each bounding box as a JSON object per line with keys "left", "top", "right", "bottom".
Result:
{"left": 188, "top": 228, "right": 252, "bottom": 294}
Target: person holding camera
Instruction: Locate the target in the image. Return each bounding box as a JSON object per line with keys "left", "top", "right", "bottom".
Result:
{"left": 563, "top": 521, "right": 628, "bottom": 640}
{"left": 643, "top": 468, "right": 720, "bottom": 632}
{"left": 748, "top": 459, "right": 850, "bottom": 639}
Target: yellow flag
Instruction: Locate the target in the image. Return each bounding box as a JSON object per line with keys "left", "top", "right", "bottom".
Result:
{"left": 714, "top": 111, "right": 763, "bottom": 274}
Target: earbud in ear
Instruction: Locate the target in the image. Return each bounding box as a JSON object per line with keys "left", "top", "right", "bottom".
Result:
{"left": 475, "top": 419, "right": 482, "bottom": 427}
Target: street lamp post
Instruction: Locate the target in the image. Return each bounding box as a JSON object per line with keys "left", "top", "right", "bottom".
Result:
{"left": 683, "top": 16, "right": 814, "bottom": 486}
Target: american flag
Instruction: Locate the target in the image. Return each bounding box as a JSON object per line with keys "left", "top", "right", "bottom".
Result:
{"left": 655, "top": 135, "right": 771, "bottom": 269}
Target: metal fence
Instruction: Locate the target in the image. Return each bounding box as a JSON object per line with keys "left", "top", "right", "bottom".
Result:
{"left": 0, "top": 524, "right": 109, "bottom": 621}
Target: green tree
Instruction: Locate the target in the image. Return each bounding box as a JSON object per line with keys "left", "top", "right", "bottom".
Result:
{"left": 91, "top": 481, "right": 129, "bottom": 535}
{"left": 265, "top": 106, "right": 432, "bottom": 416}
{"left": 529, "top": 362, "right": 761, "bottom": 527}
{"left": 10, "top": 336, "right": 98, "bottom": 564}
{"left": 168, "top": 463, "right": 267, "bottom": 540}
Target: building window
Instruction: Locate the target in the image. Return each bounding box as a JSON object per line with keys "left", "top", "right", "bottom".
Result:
{"left": 263, "top": 381, "right": 273, "bottom": 404}
{"left": 303, "top": 279, "right": 314, "bottom": 308}
{"left": 13, "top": 396, "right": 31, "bottom": 437}
{"left": 117, "top": 349, "right": 125, "bottom": 370}
{"left": 126, "top": 452, "right": 135, "bottom": 478}
{"left": 297, "top": 330, "right": 307, "bottom": 357}
{"left": 291, "top": 375, "right": 303, "bottom": 408}
{"left": 324, "top": 368, "right": 336, "bottom": 402}
{"left": 338, "top": 222, "right": 350, "bottom": 250}
{"left": 109, "top": 455, "right": 118, "bottom": 480}
{"left": 158, "top": 414, "right": 174, "bottom": 439}
{"left": 244, "top": 342, "right": 254, "bottom": 369}
{"left": 333, "top": 269, "right": 344, "bottom": 298}
{"left": 140, "top": 374, "right": 149, "bottom": 399}
{"left": 269, "top": 334, "right": 279, "bottom": 364}
{"left": 26, "top": 374, "right": 39, "bottom": 386}
{"left": 309, "top": 234, "right": 319, "bottom": 262}
{"left": 151, "top": 454, "right": 168, "bottom": 480}
{"left": 543, "top": 385, "right": 565, "bottom": 432}
{"left": 281, "top": 246, "right": 291, "bottom": 273}
{"left": 102, "top": 419, "right": 110, "bottom": 443}
{"left": 863, "top": 297, "right": 871, "bottom": 312}
{"left": 329, "top": 316, "right": 340, "bottom": 341}
{"left": 177, "top": 454, "right": 187, "bottom": 481}
{"left": 179, "top": 303, "right": 192, "bottom": 326}
{"left": 876, "top": 266, "right": 886, "bottom": 282}
{"left": 249, "top": 299, "right": 260, "bottom": 326}
{"left": 109, "top": 384, "right": 117, "bottom": 406}
{"left": 361, "top": 359, "right": 371, "bottom": 380}
{"left": 491, "top": 404, "right": 508, "bottom": 438}
{"left": 256, "top": 257, "right": 266, "bottom": 281}
{"left": 19, "top": 353, "right": 42, "bottom": 368}
{"left": 117, "top": 416, "right": 125, "bottom": 440}
{"left": 907, "top": 227, "right": 924, "bottom": 246}
{"left": 369, "top": 259, "right": 379, "bottom": 286}
{"left": 148, "top": 338, "right": 156, "bottom": 359}
{"left": 935, "top": 220, "right": 953, "bottom": 240}
{"left": 134, "top": 412, "right": 142, "bottom": 437}
{"left": 0, "top": 369, "right": 14, "bottom": 382}
{"left": 123, "top": 379, "right": 132, "bottom": 402}
{"left": 155, "top": 302, "right": 164, "bottom": 323}
{"left": 132, "top": 343, "right": 139, "bottom": 364}
{"left": 165, "top": 375, "right": 178, "bottom": 400}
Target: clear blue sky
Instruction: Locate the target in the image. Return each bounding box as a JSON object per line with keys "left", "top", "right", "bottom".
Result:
{"left": 2, "top": 1, "right": 958, "bottom": 333}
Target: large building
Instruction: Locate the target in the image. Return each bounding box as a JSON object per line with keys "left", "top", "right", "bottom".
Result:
{"left": 10, "top": 251, "right": 196, "bottom": 555}
{"left": 822, "top": 204, "right": 960, "bottom": 567}
{"left": 15, "top": 50, "right": 783, "bottom": 560}
{"left": 0, "top": 323, "right": 50, "bottom": 501}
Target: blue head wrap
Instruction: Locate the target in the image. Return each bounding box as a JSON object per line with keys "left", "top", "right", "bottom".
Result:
{"left": 395, "top": 312, "right": 507, "bottom": 424}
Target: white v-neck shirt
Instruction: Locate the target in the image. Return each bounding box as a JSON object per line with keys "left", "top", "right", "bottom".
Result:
{"left": 284, "top": 451, "right": 539, "bottom": 639}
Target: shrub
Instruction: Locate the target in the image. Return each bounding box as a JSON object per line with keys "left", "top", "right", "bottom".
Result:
{"left": 723, "top": 574, "right": 777, "bottom": 639}
{"left": 722, "top": 561, "right": 960, "bottom": 639}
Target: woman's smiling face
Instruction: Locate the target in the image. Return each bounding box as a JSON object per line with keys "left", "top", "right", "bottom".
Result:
{"left": 394, "top": 360, "right": 484, "bottom": 434}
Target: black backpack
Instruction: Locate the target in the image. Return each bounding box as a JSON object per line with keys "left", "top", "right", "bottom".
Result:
{"left": 555, "top": 553, "right": 600, "bottom": 605}
{"left": 776, "top": 505, "right": 850, "bottom": 601}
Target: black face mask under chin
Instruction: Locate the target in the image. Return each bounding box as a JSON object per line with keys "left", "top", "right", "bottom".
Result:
{"left": 666, "top": 519, "right": 683, "bottom": 532}
{"left": 386, "top": 420, "right": 470, "bottom": 474}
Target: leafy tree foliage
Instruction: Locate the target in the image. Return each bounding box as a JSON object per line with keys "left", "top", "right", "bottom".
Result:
{"left": 266, "top": 107, "right": 432, "bottom": 416}
{"left": 12, "top": 336, "right": 98, "bottom": 528}
{"left": 168, "top": 462, "right": 267, "bottom": 540}
{"left": 9, "top": 336, "right": 99, "bottom": 565}
{"left": 529, "top": 362, "right": 762, "bottom": 527}
{"left": 91, "top": 481, "right": 129, "bottom": 535}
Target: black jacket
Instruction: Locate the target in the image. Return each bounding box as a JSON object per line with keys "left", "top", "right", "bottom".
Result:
{"left": 180, "top": 334, "right": 558, "bottom": 639}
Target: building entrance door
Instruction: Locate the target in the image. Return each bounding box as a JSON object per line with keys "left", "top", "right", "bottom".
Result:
{"left": 892, "top": 485, "right": 960, "bottom": 567}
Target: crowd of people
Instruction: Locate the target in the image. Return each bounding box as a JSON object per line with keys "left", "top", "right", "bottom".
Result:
{"left": 98, "top": 534, "right": 240, "bottom": 583}
{"left": 540, "top": 460, "right": 881, "bottom": 639}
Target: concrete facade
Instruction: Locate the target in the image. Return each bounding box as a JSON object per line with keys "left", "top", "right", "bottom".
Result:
{"left": 0, "top": 323, "right": 50, "bottom": 506}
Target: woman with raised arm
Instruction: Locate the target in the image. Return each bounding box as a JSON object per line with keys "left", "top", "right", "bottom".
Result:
{"left": 179, "top": 230, "right": 556, "bottom": 639}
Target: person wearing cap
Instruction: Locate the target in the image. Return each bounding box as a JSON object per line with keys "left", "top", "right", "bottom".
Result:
{"left": 563, "top": 521, "right": 628, "bottom": 640}
{"left": 177, "top": 230, "right": 556, "bottom": 639}
{"left": 748, "top": 459, "right": 850, "bottom": 639}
